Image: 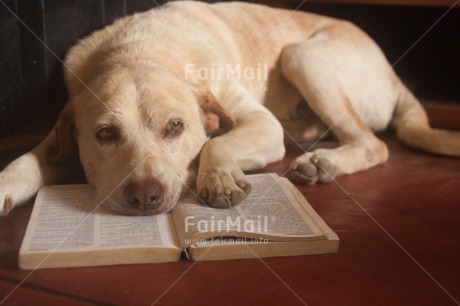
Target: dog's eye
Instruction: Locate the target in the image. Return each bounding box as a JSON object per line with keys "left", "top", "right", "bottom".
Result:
{"left": 164, "top": 120, "right": 184, "bottom": 138}
{"left": 96, "top": 126, "right": 118, "bottom": 142}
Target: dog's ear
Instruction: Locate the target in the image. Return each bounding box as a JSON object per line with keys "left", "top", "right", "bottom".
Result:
{"left": 198, "top": 91, "right": 236, "bottom": 137}
{"left": 46, "top": 104, "right": 79, "bottom": 164}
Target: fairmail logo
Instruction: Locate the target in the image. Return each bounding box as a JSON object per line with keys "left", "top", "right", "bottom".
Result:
{"left": 184, "top": 62, "right": 275, "bottom": 82}
{"left": 184, "top": 215, "right": 270, "bottom": 233}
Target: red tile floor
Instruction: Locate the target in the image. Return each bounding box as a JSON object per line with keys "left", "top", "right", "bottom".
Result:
{"left": 0, "top": 102, "right": 459, "bottom": 305}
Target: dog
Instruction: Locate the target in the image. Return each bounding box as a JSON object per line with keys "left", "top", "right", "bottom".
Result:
{"left": 1, "top": 1, "right": 459, "bottom": 216}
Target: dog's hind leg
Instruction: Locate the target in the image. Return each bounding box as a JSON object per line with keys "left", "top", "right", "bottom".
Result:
{"left": 280, "top": 28, "right": 391, "bottom": 184}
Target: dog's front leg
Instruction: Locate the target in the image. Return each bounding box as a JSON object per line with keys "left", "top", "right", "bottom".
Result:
{"left": 1, "top": 105, "right": 79, "bottom": 215}
{"left": 197, "top": 91, "right": 285, "bottom": 208}
{"left": 0, "top": 133, "right": 56, "bottom": 215}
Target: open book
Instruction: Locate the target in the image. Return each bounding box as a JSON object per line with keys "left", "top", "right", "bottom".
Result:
{"left": 19, "top": 173, "right": 339, "bottom": 269}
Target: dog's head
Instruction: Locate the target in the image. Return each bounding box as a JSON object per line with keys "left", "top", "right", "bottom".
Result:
{"left": 47, "top": 64, "right": 234, "bottom": 215}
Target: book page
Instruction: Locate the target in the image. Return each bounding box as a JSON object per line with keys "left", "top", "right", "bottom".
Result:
{"left": 172, "top": 173, "right": 325, "bottom": 246}
{"left": 20, "top": 185, "right": 178, "bottom": 255}
{"left": 95, "top": 204, "right": 178, "bottom": 250}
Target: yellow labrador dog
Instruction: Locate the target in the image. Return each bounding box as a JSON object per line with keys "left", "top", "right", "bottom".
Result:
{"left": 1, "top": 1, "right": 459, "bottom": 216}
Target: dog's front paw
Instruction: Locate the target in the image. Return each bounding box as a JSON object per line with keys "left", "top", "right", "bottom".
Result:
{"left": 289, "top": 152, "right": 337, "bottom": 185}
{"left": 0, "top": 177, "right": 33, "bottom": 216}
{"left": 0, "top": 192, "right": 15, "bottom": 216}
{"left": 197, "top": 164, "right": 251, "bottom": 208}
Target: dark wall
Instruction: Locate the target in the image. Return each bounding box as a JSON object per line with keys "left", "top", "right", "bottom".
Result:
{"left": 0, "top": 0, "right": 459, "bottom": 138}
{"left": 0, "top": 0, "right": 170, "bottom": 138}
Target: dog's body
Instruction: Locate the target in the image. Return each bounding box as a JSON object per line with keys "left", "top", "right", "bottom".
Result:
{"left": 1, "top": 1, "right": 459, "bottom": 215}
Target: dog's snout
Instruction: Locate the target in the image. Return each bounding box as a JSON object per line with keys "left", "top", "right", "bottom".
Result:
{"left": 124, "top": 179, "right": 164, "bottom": 212}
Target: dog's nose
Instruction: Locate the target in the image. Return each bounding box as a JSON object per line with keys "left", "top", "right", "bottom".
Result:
{"left": 124, "top": 179, "right": 164, "bottom": 211}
